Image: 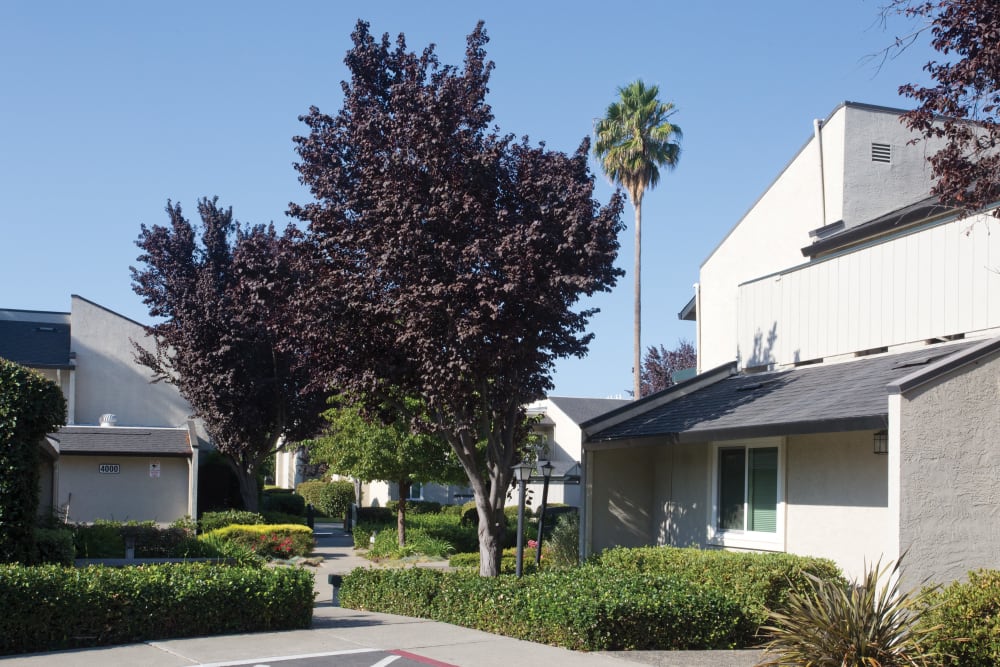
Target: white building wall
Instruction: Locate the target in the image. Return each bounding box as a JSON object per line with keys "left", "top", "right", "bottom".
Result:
{"left": 738, "top": 213, "right": 1000, "bottom": 366}
{"left": 784, "top": 432, "right": 891, "bottom": 581}
{"left": 699, "top": 113, "right": 834, "bottom": 371}
{"left": 841, "top": 105, "right": 943, "bottom": 228}
{"left": 899, "top": 352, "right": 1000, "bottom": 585}
{"left": 59, "top": 454, "right": 190, "bottom": 524}
{"left": 699, "top": 104, "right": 950, "bottom": 372}
{"left": 70, "top": 296, "right": 194, "bottom": 428}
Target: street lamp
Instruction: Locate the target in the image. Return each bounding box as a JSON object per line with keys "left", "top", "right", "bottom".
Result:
{"left": 511, "top": 460, "right": 534, "bottom": 578}
{"left": 534, "top": 460, "right": 554, "bottom": 567}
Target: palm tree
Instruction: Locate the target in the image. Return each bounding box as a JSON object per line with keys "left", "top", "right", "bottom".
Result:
{"left": 594, "top": 80, "right": 681, "bottom": 399}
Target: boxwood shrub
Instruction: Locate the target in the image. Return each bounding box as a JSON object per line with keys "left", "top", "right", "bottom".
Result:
{"left": 0, "top": 563, "right": 314, "bottom": 655}
{"left": 199, "top": 510, "right": 264, "bottom": 533}
{"left": 594, "top": 546, "right": 843, "bottom": 638}
{"left": 919, "top": 569, "right": 1000, "bottom": 666}
{"left": 340, "top": 566, "right": 744, "bottom": 651}
{"left": 202, "top": 524, "right": 314, "bottom": 559}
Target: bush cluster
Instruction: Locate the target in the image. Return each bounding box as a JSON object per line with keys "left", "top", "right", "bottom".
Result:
{"left": 386, "top": 499, "right": 442, "bottom": 515}
{"left": 261, "top": 489, "right": 306, "bottom": 516}
{"left": 340, "top": 566, "right": 744, "bottom": 651}
{"left": 34, "top": 528, "right": 75, "bottom": 565}
{"left": 199, "top": 510, "right": 264, "bottom": 533}
{"left": 594, "top": 546, "right": 842, "bottom": 640}
{"left": 920, "top": 569, "right": 1000, "bottom": 666}
{"left": 296, "top": 480, "right": 355, "bottom": 517}
{"left": 202, "top": 524, "right": 314, "bottom": 559}
{"left": 0, "top": 563, "right": 314, "bottom": 655}
{"left": 73, "top": 520, "right": 194, "bottom": 558}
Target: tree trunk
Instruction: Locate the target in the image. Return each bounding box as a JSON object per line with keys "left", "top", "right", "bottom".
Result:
{"left": 633, "top": 199, "right": 643, "bottom": 399}
{"left": 231, "top": 461, "right": 260, "bottom": 513}
{"left": 396, "top": 479, "right": 409, "bottom": 547}
{"left": 474, "top": 493, "right": 505, "bottom": 576}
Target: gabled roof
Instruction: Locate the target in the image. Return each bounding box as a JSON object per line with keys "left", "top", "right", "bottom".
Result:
{"left": 585, "top": 341, "right": 978, "bottom": 444}
{"left": 548, "top": 396, "right": 631, "bottom": 425}
{"left": 0, "top": 319, "right": 72, "bottom": 369}
{"left": 51, "top": 426, "right": 193, "bottom": 457}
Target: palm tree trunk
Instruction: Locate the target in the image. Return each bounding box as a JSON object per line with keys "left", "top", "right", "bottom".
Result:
{"left": 633, "top": 201, "right": 642, "bottom": 399}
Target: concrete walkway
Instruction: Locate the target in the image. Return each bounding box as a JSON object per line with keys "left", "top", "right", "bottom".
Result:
{"left": 2, "top": 522, "right": 766, "bottom": 667}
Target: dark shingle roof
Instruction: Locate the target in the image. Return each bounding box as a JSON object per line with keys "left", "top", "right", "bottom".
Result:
{"left": 51, "top": 426, "right": 192, "bottom": 456}
{"left": 0, "top": 320, "right": 72, "bottom": 368}
{"left": 548, "top": 397, "right": 631, "bottom": 425}
{"left": 587, "top": 341, "right": 977, "bottom": 443}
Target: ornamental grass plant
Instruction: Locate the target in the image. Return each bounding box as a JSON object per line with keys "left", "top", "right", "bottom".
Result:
{"left": 758, "top": 556, "right": 939, "bottom": 667}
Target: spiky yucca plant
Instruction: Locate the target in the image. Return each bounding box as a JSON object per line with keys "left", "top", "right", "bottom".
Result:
{"left": 758, "top": 557, "right": 939, "bottom": 667}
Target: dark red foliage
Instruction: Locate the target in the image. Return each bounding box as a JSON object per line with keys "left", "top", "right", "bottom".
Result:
{"left": 131, "top": 198, "right": 329, "bottom": 511}
{"left": 288, "top": 21, "right": 624, "bottom": 573}
{"left": 640, "top": 340, "right": 697, "bottom": 397}
{"left": 896, "top": 0, "right": 1000, "bottom": 216}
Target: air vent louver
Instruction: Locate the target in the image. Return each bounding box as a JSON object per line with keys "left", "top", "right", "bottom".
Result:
{"left": 871, "top": 142, "right": 891, "bottom": 163}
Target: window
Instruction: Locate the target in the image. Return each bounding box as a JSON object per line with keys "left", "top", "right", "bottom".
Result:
{"left": 711, "top": 438, "right": 783, "bottom": 549}
{"left": 408, "top": 482, "right": 423, "bottom": 501}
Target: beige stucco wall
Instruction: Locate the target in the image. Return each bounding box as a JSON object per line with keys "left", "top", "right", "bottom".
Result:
{"left": 59, "top": 454, "right": 190, "bottom": 523}
{"left": 588, "top": 444, "right": 656, "bottom": 553}
{"left": 650, "top": 441, "right": 709, "bottom": 548}
{"left": 785, "top": 432, "right": 890, "bottom": 581}
{"left": 899, "top": 352, "right": 1000, "bottom": 585}
{"left": 71, "top": 296, "right": 194, "bottom": 429}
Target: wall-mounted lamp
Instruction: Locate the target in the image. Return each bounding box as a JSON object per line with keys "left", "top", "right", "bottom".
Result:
{"left": 873, "top": 430, "right": 888, "bottom": 455}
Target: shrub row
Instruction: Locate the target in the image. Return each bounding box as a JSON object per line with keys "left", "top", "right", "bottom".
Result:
{"left": 0, "top": 563, "right": 314, "bottom": 655}
{"left": 261, "top": 488, "right": 306, "bottom": 516}
{"left": 73, "top": 520, "right": 194, "bottom": 558}
{"left": 594, "top": 546, "right": 842, "bottom": 639}
{"left": 202, "top": 524, "right": 314, "bottom": 559}
{"left": 340, "top": 566, "right": 744, "bottom": 651}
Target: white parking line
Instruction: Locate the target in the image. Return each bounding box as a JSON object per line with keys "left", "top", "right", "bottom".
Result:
{"left": 196, "top": 648, "right": 382, "bottom": 667}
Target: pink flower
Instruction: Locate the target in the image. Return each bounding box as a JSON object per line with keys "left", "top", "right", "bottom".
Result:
{"left": 528, "top": 539, "right": 538, "bottom": 548}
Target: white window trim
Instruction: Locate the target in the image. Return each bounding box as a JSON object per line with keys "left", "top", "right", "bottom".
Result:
{"left": 408, "top": 482, "right": 424, "bottom": 501}
{"left": 707, "top": 436, "right": 785, "bottom": 551}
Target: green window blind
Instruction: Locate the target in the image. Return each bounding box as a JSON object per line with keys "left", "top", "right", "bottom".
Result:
{"left": 718, "top": 448, "right": 745, "bottom": 530}
{"left": 748, "top": 447, "right": 777, "bottom": 533}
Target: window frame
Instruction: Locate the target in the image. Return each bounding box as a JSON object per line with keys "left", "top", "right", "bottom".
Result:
{"left": 408, "top": 481, "right": 423, "bottom": 501}
{"left": 708, "top": 436, "right": 785, "bottom": 550}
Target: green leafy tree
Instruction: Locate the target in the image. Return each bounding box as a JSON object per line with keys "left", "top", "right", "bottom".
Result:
{"left": 594, "top": 81, "right": 682, "bottom": 399}
{"left": 308, "top": 397, "right": 466, "bottom": 547}
{"left": 290, "top": 21, "right": 624, "bottom": 575}
{"left": 131, "top": 198, "right": 329, "bottom": 511}
{"left": 0, "top": 359, "right": 66, "bottom": 563}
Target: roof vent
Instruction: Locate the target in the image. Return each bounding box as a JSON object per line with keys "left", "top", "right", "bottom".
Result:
{"left": 871, "top": 142, "right": 891, "bottom": 163}
{"left": 99, "top": 414, "right": 118, "bottom": 427}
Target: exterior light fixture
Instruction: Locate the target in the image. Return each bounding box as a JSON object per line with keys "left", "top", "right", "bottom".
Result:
{"left": 534, "top": 460, "right": 555, "bottom": 567}
{"left": 511, "top": 460, "right": 534, "bottom": 577}
{"left": 873, "top": 430, "right": 888, "bottom": 455}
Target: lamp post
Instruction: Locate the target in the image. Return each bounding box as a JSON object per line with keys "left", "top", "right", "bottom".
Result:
{"left": 534, "top": 460, "right": 554, "bottom": 567}
{"left": 511, "top": 460, "right": 534, "bottom": 578}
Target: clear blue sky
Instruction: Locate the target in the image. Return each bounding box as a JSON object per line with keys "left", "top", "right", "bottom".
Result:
{"left": 0, "top": 1, "right": 934, "bottom": 398}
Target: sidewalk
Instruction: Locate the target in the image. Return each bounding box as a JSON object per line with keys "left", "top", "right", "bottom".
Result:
{"left": 0, "top": 522, "right": 765, "bottom": 667}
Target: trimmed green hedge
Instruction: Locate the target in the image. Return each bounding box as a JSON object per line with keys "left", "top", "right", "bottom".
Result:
{"left": 0, "top": 563, "right": 314, "bottom": 655}
{"left": 340, "top": 566, "right": 744, "bottom": 650}
{"left": 297, "top": 480, "right": 355, "bottom": 517}
{"left": 920, "top": 569, "right": 1000, "bottom": 666}
{"left": 261, "top": 489, "right": 306, "bottom": 516}
{"left": 202, "top": 524, "right": 314, "bottom": 559}
{"left": 199, "top": 510, "right": 264, "bottom": 533}
{"left": 594, "top": 546, "right": 842, "bottom": 637}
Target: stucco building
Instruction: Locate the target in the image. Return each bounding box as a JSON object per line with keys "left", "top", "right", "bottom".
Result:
{"left": 582, "top": 102, "right": 1000, "bottom": 585}
{"left": 0, "top": 295, "right": 200, "bottom": 523}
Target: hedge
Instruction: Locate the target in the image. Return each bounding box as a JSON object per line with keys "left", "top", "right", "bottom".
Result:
{"left": 0, "top": 563, "right": 314, "bottom": 655}
{"left": 0, "top": 359, "right": 66, "bottom": 563}
{"left": 202, "top": 524, "right": 314, "bottom": 559}
{"left": 297, "top": 480, "right": 355, "bottom": 517}
{"left": 340, "top": 566, "right": 744, "bottom": 650}
{"left": 920, "top": 569, "right": 1000, "bottom": 666}
{"left": 593, "top": 546, "right": 843, "bottom": 640}
{"left": 199, "top": 509, "right": 264, "bottom": 533}
{"left": 261, "top": 489, "right": 306, "bottom": 516}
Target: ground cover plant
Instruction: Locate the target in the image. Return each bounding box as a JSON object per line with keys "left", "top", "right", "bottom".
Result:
{"left": 0, "top": 563, "right": 314, "bottom": 655}
{"left": 201, "top": 523, "right": 314, "bottom": 559}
